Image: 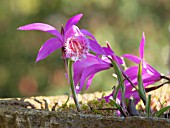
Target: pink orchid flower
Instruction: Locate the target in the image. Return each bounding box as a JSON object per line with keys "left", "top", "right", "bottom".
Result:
{"left": 123, "top": 32, "right": 161, "bottom": 89}
{"left": 121, "top": 32, "right": 162, "bottom": 104}
{"left": 17, "top": 14, "right": 105, "bottom": 62}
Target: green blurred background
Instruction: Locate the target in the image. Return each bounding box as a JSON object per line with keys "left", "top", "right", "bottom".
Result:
{"left": 0, "top": 0, "right": 169, "bottom": 98}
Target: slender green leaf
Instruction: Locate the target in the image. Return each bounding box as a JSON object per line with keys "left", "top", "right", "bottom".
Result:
{"left": 155, "top": 106, "right": 170, "bottom": 117}
{"left": 146, "top": 94, "right": 151, "bottom": 116}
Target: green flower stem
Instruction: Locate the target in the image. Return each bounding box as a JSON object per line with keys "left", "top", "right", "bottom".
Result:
{"left": 68, "top": 59, "right": 80, "bottom": 111}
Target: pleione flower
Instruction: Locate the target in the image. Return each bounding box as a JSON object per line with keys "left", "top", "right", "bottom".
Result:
{"left": 123, "top": 32, "right": 161, "bottom": 86}
{"left": 17, "top": 14, "right": 104, "bottom": 62}
{"left": 101, "top": 34, "right": 162, "bottom": 105}
{"left": 121, "top": 32, "right": 162, "bottom": 103}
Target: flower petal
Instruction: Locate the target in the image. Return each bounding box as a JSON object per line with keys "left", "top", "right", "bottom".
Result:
{"left": 73, "top": 54, "right": 106, "bottom": 86}
{"left": 102, "top": 47, "right": 115, "bottom": 56}
{"left": 89, "top": 39, "right": 105, "bottom": 55}
{"left": 116, "top": 55, "right": 124, "bottom": 65}
{"left": 36, "top": 38, "right": 62, "bottom": 62}
{"left": 65, "top": 14, "right": 83, "bottom": 32}
{"left": 143, "top": 75, "right": 161, "bottom": 84}
{"left": 85, "top": 74, "right": 95, "bottom": 90}
{"left": 123, "top": 54, "right": 141, "bottom": 64}
{"left": 139, "top": 32, "right": 145, "bottom": 59}
{"left": 17, "top": 23, "right": 62, "bottom": 41}
{"left": 65, "top": 25, "right": 83, "bottom": 39}
{"left": 125, "top": 66, "right": 138, "bottom": 77}
{"left": 81, "top": 29, "right": 96, "bottom": 40}
{"left": 102, "top": 44, "right": 124, "bottom": 65}
{"left": 124, "top": 65, "right": 161, "bottom": 92}
{"left": 77, "top": 64, "right": 110, "bottom": 93}
{"left": 146, "top": 63, "right": 161, "bottom": 76}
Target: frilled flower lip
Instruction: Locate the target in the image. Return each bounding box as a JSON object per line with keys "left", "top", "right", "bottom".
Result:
{"left": 17, "top": 13, "right": 105, "bottom": 62}
{"left": 65, "top": 35, "right": 90, "bottom": 61}
{"left": 64, "top": 25, "right": 90, "bottom": 61}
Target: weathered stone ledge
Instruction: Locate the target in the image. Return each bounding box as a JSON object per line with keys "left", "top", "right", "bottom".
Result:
{"left": 0, "top": 107, "right": 170, "bottom": 128}
{"left": 0, "top": 92, "right": 169, "bottom": 128}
